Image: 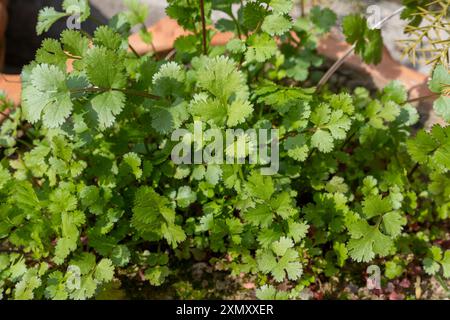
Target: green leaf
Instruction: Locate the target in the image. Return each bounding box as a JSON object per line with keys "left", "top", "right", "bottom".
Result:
{"left": 385, "top": 260, "right": 403, "bottom": 279}
{"left": 35, "top": 39, "right": 67, "bottom": 70}
{"left": 407, "top": 126, "right": 450, "bottom": 173}
{"left": 226, "top": 39, "right": 246, "bottom": 54}
{"left": 433, "top": 96, "right": 450, "bottom": 122}
{"left": 48, "top": 189, "right": 78, "bottom": 214}
{"left": 145, "top": 266, "right": 170, "bottom": 286}
{"left": 256, "top": 285, "right": 277, "bottom": 300}
{"left": 310, "top": 6, "right": 337, "bottom": 33}
{"left": 132, "top": 187, "right": 185, "bottom": 248}
{"left": 407, "top": 129, "right": 439, "bottom": 164}
{"left": 311, "top": 129, "right": 334, "bottom": 153}
{"left": 325, "top": 176, "right": 348, "bottom": 194}
{"left": 54, "top": 237, "right": 78, "bottom": 265}
{"left": 227, "top": 99, "right": 254, "bottom": 127}
{"left": 382, "top": 211, "right": 406, "bottom": 237}
{"left": 110, "top": 245, "right": 131, "bottom": 267}
{"left": 85, "top": 46, "right": 126, "bottom": 88}
{"left": 122, "top": 152, "right": 142, "bottom": 179}
{"left": 258, "top": 228, "right": 282, "bottom": 248}
{"left": 132, "top": 187, "right": 173, "bottom": 235}
{"left": 363, "top": 29, "right": 383, "bottom": 64}
{"left": 429, "top": 64, "right": 450, "bottom": 93}
{"left": 94, "top": 26, "right": 123, "bottom": 51}
{"left": 61, "top": 30, "right": 90, "bottom": 57}
{"left": 14, "top": 269, "right": 41, "bottom": 300}
{"left": 270, "top": 0, "right": 293, "bottom": 15}
{"left": 285, "top": 134, "right": 309, "bottom": 162}
{"left": 11, "top": 181, "right": 41, "bottom": 213}
{"left": 90, "top": 91, "right": 126, "bottom": 128}
{"left": 94, "top": 259, "right": 114, "bottom": 283}
{"left": 22, "top": 64, "right": 73, "bottom": 128}
{"left": 343, "top": 14, "right": 383, "bottom": 64}
{"left": 342, "top": 14, "right": 366, "bottom": 44}
{"left": 0, "top": 164, "right": 11, "bottom": 189}
{"left": 190, "top": 94, "right": 227, "bottom": 126}
{"left": 242, "top": 2, "right": 267, "bottom": 30}
{"left": 63, "top": 0, "right": 91, "bottom": 22}
{"left": 271, "top": 237, "right": 294, "bottom": 256}
{"left": 152, "top": 102, "right": 189, "bottom": 134}
{"left": 382, "top": 81, "right": 407, "bottom": 104}
{"left": 257, "top": 248, "right": 302, "bottom": 282}
{"left": 244, "top": 171, "right": 275, "bottom": 201}
{"left": 423, "top": 257, "right": 440, "bottom": 275}
{"left": 161, "top": 223, "right": 186, "bottom": 248}
{"left": 333, "top": 242, "right": 348, "bottom": 267}
{"left": 70, "top": 253, "right": 96, "bottom": 275}
{"left": 347, "top": 220, "right": 393, "bottom": 262}
{"left": 288, "top": 221, "right": 309, "bottom": 243}
{"left": 124, "top": 0, "right": 149, "bottom": 26}
{"left": 195, "top": 56, "right": 248, "bottom": 102}
{"left": 37, "top": 7, "right": 67, "bottom": 35}
{"left": 205, "top": 165, "right": 222, "bottom": 186}
{"left": 362, "top": 194, "right": 392, "bottom": 219}
{"left": 245, "top": 34, "right": 278, "bottom": 63}
{"left": 176, "top": 186, "right": 197, "bottom": 208}
{"left": 244, "top": 204, "right": 273, "bottom": 227}
{"left": 262, "top": 14, "right": 292, "bottom": 36}
{"left": 441, "top": 251, "right": 450, "bottom": 278}
{"left": 270, "top": 192, "right": 297, "bottom": 219}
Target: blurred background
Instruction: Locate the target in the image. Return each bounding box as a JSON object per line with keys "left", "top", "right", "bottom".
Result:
{"left": 0, "top": 0, "right": 428, "bottom": 75}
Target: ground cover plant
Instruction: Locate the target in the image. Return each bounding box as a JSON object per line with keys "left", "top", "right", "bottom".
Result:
{"left": 0, "top": 0, "right": 449, "bottom": 300}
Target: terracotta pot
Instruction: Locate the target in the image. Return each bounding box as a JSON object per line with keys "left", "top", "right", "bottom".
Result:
{"left": 0, "top": 17, "right": 440, "bottom": 127}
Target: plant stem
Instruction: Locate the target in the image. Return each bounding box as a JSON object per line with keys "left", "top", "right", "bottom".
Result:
{"left": 317, "top": 44, "right": 355, "bottom": 90}
{"left": 129, "top": 44, "right": 141, "bottom": 58}
{"left": 200, "top": 0, "right": 208, "bottom": 55}
{"left": 405, "top": 93, "right": 440, "bottom": 104}
{"left": 229, "top": 11, "right": 242, "bottom": 39}
{"left": 407, "top": 162, "right": 419, "bottom": 180}
{"left": 254, "top": 3, "right": 271, "bottom": 34}
{"left": 435, "top": 274, "right": 450, "bottom": 295}
{"left": 305, "top": 147, "right": 316, "bottom": 162}
{"left": 340, "top": 128, "right": 357, "bottom": 149}
{"left": 16, "top": 139, "right": 33, "bottom": 149}
{"left": 300, "top": 0, "right": 305, "bottom": 17}
{"left": 0, "top": 110, "right": 13, "bottom": 122}
{"left": 317, "top": 6, "right": 405, "bottom": 91}
{"left": 70, "top": 87, "right": 160, "bottom": 100}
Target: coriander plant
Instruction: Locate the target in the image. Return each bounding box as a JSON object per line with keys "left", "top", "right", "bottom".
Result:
{"left": 0, "top": 0, "right": 449, "bottom": 300}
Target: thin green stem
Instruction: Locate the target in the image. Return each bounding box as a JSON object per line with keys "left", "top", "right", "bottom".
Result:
{"left": 228, "top": 11, "right": 242, "bottom": 39}
{"left": 254, "top": 3, "right": 270, "bottom": 34}
{"left": 435, "top": 274, "right": 450, "bottom": 295}
{"left": 405, "top": 93, "right": 440, "bottom": 104}
{"left": 0, "top": 110, "right": 13, "bottom": 122}
{"left": 70, "top": 87, "right": 160, "bottom": 100}
{"left": 317, "top": 6, "right": 405, "bottom": 91}
{"left": 129, "top": 43, "right": 141, "bottom": 58}
{"left": 407, "top": 162, "right": 420, "bottom": 180}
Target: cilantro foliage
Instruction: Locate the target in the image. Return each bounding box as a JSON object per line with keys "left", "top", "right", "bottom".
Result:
{"left": 0, "top": 0, "right": 449, "bottom": 300}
